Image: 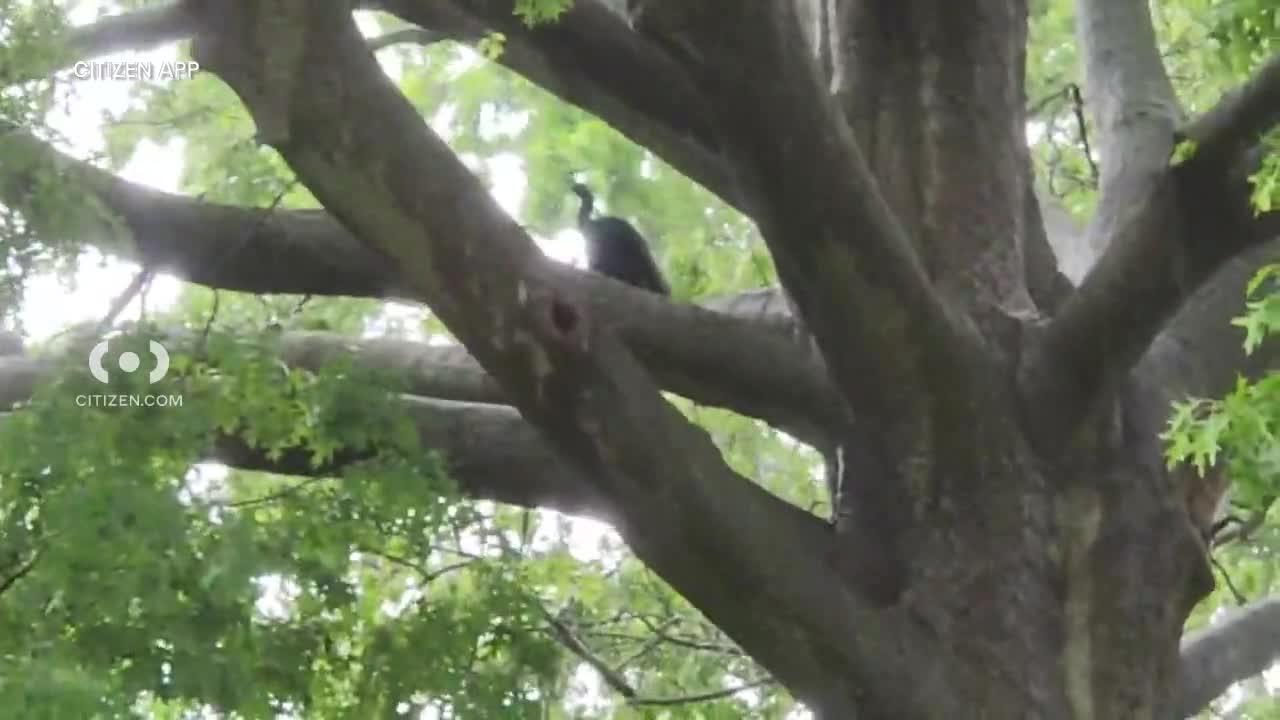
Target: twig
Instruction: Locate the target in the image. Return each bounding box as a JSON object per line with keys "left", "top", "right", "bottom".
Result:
{"left": 614, "top": 617, "right": 681, "bottom": 671}
{"left": 540, "top": 605, "right": 638, "bottom": 699}
{"left": 366, "top": 549, "right": 475, "bottom": 584}
{"left": 1210, "top": 554, "right": 1248, "bottom": 606}
{"left": 224, "top": 476, "right": 332, "bottom": 508}
{"left": 290, "top": 294, "right": 313, "bottom": 317}
{"left": 0, "top": 550, "right": 40, "bottom": 597}
{"left": 198, "top": 289, "right": 221, "bottom": 354}
{"left": 1068, "top": 84, "right": 1100, "bottom": 186}
{"left": 629, "top": 630, "right": 741, "bottom": 656}
{"left": 1211, "top": 496, "right": 1275, "bottom": 547}
{"left": 1028, "top": 84, "right": 1071, "bottom": 117}
{"left": 634, "top": 614, "right": 744, "bottom": 655}
{"left": 629, "top": 677, "right": 775, "bottom": 707}
{"left": 204, "top": 179, "right": 297, "bottom": 285}
{"left": 95, "top": 267, "right": 154, "bottom": 334}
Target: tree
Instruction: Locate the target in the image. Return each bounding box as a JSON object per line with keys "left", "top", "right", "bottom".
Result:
{"left": 0, "top": 0, "right": 1278, "bottom": 717}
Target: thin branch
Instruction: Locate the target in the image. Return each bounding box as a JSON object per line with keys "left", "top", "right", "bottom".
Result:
{"left": 1209, "top": 554, "right": 1247, "bottom": 606}
{"left": 541, "top": 605, "right": 771, "bottom": 708}
{"left": 198, "top": 290, "right": 221, "bottom": 353}
{"left": 629, "top": 677, "right": 776, "bottom": 707}
{"left": 1028, "top": 85, "right": 1071, "bottom": 117}
{"left": 1067, "top": 84, "right": 1100, "bottom": 186}
{"left": 223, "top": 476, "right": 334, "bottom": 508}
{"left": 1211, "top": 495, "right": 1275, "bottom": 547}
{"left": 613, "top": 625, "right": 675, "bottom": 671}
{"left": 587, "top": 629, "right": 742, "bottom": 658}
{"left": 540, "top": 606, "right": 638, "bottom": 700}
{"left": 95, "top": 268, "right": 154, "bottom": 335}
{"left": 202, "top": 180, "right": 297, "bottom": 287}
{"left": 364, "top": 549, "right": 476, "bottom": 585}
{"left": 635, "top": 612, "right": 744, "bottom": 656}
{"left": 0, "top": 550, "right": 40, "bottom": 597}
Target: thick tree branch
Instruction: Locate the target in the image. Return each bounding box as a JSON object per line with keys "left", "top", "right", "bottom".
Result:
{"left": 1020, "top": 164, "right": 1267, "bottom": 452}
{"left": 64, "top": 4, "right": 195, "bottom": 60}
{"left": 50, "top": 4, "right": 445, "bottom": 74}
{"left": 0, "top": 322, "right": 801, "bottom": 522}
{"left": 220, "top": 397, "right": 614, "bottom": 517}
{"left": 187, "top": 6, "right": 911, "bottom": 713}
{"left": 1182, "top": 52, "right": 1280, "bottom": 163}
{"left": 0, "top": 121, "right": 407, "bottom": 297}
{"left": 0, "top": 125, "right": 839, "bottom": 447}
{"left": 1177, "top": 596, "right": 1280, "bottom": 718}
{"left": 1075, "top": 0, "right": 1181, "bottom": 190}
{"left": 1139, "top": 239, "right": 1280, "bottom": 406}
{"left": 0, "top": 352, "right": 607, "bottom": 516}
{"left": 278, "top": 323, "right": 840, "bottom": 450}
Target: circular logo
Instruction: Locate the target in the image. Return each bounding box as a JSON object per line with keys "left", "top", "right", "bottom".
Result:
{"left": 89, "top": 340, "right": 169, "bottom": 384}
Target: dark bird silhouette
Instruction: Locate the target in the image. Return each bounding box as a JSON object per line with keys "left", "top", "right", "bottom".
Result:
{"left": 571, "top": 183, "right": 669, "bottom": 296}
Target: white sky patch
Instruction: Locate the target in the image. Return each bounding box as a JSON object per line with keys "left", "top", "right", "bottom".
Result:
{"left": 565, "top": 663, "right": 610, "bottom": 716}
{"left": 119, "top": 137, "right": 186, "bottom": 188}
{"left": 429, "top": 104, "right": 456, "bottom": 140}
{"left": 179, "top": 462, "right": 229, "bottom": 504}
{"left": 253, "top": 574, "right": 301, "bottom": 621}
{"left": 488, "top": 152, "right": 526, "bottom": 217}
{"left": 543, "top": 512, "right": 615, "bottom": 565}
{"left": 544, "top": 228, "right": 587, "bottom": 267}
{"left": 22, "top": 250, "right": 182, "bottom": 340}
{"left": 363, "top": 301, "right": 429, "bottom": 340}
{"left": 1026, "top": 120, "right": 1046, "bottom": 146}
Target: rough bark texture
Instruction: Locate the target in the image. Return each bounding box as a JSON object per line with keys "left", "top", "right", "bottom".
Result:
{"left": 2, "top": 0, "right": 1279, "bottom": 717}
